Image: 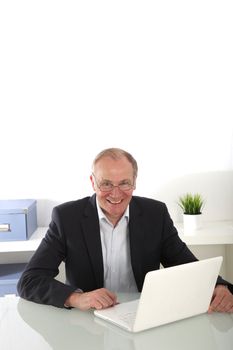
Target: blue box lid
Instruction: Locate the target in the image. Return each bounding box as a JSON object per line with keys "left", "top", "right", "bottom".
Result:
{"left": 0, "top": 199, "right": 36, "bottom": 214}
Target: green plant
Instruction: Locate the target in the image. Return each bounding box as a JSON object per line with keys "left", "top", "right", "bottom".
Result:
{"left": 178, "top": 193, "right": 204, "bottom": 215}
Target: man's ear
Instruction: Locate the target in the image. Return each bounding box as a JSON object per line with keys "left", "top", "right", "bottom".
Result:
{"left": 90, "top": 174, "right": 96, "bottom": 191}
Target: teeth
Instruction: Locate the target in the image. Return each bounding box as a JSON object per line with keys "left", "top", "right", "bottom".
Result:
{"left": 108, "top": 199, "right": 121, "bottom": 204}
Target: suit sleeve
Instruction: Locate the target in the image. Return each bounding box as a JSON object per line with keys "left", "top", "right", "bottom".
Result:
{"left": 17, "top": 207, "right": 77, "bottom": 307}
{"left": 160, "top": 204, "right": 197, "bottom": 267}
{"left": 160, "top": 204, "right": 233, "bottom": 294}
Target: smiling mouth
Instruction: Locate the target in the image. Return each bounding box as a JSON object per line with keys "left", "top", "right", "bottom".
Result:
{"left": 107, "top": 199, "right": 122, "bottom": 204}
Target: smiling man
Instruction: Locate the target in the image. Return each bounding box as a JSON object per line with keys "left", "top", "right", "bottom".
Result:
{"left": 91, "top": 152, "right": 136, "bottom": 226}
{"left": 17, "top": 148, "right": 233, "bottom": 312}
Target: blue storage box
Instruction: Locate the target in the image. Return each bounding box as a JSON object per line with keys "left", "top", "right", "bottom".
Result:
{"left": 0, "top": 263, "right": 27, "bottom": 296}
{"left": 0, "top": 199, "right": 37, "bottom": 241}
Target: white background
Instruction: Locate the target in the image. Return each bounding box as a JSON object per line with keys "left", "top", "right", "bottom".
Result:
{"left": 0, "top": 1, "right": 232, "bottom": 225}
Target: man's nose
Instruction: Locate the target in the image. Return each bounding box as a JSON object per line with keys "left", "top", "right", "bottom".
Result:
{"left": 110, "top": 185, "right": 122, "bottom": 195}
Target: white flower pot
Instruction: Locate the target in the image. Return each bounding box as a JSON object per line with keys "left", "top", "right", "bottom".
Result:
{"left": 183, "top": 214, "right": 202, "bottom": 235}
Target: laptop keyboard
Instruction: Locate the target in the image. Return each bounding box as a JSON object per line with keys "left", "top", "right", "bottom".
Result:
{"left": 118, "top": 311, "right": 136, "bottom": 326}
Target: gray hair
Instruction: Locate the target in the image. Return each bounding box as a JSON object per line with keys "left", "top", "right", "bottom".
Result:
{"left": 92, "top": 148, "right": 138, "bottom": 178}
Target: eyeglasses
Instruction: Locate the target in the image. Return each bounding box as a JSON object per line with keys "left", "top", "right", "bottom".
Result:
{"left": 92, "top": 174, "right": 135, "bottom": 192}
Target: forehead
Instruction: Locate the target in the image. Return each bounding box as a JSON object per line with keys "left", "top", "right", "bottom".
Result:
{"left": 94, "top": 156, "right": 134, "bottom": 180}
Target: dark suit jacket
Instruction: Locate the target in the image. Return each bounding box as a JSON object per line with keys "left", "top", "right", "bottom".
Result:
{"left": 17, "top": 195, "right": 233, "bottom": 307}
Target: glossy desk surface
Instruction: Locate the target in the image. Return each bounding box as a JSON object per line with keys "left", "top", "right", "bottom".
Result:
{"left": 0, "top": 294, "right": 233, "bottom": 350}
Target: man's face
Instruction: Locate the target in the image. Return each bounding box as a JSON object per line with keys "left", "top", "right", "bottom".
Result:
{"left": 90, "top": 156, "right": 136, "bottom": 225}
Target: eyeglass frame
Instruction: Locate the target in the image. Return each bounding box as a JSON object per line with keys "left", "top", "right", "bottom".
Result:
{"left": 92, "top": 173, "right": 135, "bottom": 192}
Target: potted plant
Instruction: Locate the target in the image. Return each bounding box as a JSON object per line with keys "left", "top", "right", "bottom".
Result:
{"left": 178, "top": 193, "right": 204, "bottom": 235}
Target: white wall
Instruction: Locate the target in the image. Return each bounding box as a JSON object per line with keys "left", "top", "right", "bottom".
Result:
{"left": 0, "top": 1, "right": 233, "bottom": 225}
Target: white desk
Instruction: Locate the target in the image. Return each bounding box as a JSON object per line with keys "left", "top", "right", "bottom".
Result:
{"left": 0, "top": 294, "right": 233, "bottom": 350}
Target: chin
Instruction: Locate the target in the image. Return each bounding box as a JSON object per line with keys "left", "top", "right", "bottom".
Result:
{"left": 109, "top": 206, "right": 126, "bottom": 217}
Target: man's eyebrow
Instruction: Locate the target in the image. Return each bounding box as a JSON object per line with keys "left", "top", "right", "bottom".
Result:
{"left": 100, "top": 178, "right": 131, "bottom": 182}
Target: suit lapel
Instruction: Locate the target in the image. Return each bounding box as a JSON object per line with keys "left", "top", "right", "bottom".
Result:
{"left": 129, "top": 198, "right": 144, "bottom": 291}
{"left": 81, "top": 195, "right": 104, "bottom": 288}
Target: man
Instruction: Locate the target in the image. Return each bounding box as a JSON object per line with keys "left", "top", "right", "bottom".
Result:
{"left": 17, "top": 148, "right": 233, "bottom": 312}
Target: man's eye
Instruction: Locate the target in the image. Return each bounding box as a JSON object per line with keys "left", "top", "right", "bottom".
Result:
{"left": 101, "top": 182, "right": 112, "bottom": 187}
{"left": 120, "top": 181, "right": 130, "bottom": 185}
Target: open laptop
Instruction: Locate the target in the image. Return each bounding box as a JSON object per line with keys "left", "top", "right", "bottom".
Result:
{"left": 94, "top": 256, "right": 223, "bottom": 333}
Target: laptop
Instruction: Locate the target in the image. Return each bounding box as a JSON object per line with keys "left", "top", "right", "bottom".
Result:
{"left": 94, "top": 256, "right": 222, "bottom": 333}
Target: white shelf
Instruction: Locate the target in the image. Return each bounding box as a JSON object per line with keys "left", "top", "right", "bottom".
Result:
{"left": 1, "top": 222, "right": 233, "bottom": 253}
{"left": 0, "top": 227, "right": 47, "bottom": 254}
{"left": 176, "top": 220, "right": 233, "bottom": 245}
{"left": 0, "top": 221, "right": 233, "bottom": 264}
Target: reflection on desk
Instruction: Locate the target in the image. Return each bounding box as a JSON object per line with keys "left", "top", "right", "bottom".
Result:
{"left": 0, "top": 294, "right": 233, "bottom": 350}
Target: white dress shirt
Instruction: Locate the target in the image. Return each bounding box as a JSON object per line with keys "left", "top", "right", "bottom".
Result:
{"left": 96, "top": 200, "right": 138, "bottom": 293}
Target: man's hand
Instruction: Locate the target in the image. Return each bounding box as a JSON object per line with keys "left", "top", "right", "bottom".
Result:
{"left": 208, "top": 285, "right": 233, "bottom": 313}
{"left": 64, "top": 288, "right": 118, "bottom": 311}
